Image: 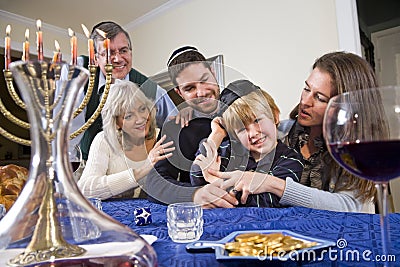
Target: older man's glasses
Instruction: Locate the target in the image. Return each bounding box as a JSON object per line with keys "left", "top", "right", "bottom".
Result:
{"left": 97, "top": 47, "right": 131, "bottom": 58}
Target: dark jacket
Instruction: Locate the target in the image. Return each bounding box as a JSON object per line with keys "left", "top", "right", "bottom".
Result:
{"left": 190, "top": 139, "right": 304, "bottom": 207}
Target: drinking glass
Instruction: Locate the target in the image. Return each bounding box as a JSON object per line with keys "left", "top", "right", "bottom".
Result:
{"left": 167, "top": 202, "right": 203, "bottom": 243}
{"left": 68, "top": 144, "right": 85, "bottom": 181}
{"left": 323, "top": 86, "right": 400, "bottom": 259}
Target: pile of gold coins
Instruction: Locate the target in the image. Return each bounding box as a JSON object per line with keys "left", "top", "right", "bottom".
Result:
{"left": 224, "top": 232, "right": 318, "bottom": 257}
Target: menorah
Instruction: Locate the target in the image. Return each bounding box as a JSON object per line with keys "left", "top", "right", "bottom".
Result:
{"left": 0, "top": 21, "right": 156, "bottom": 267}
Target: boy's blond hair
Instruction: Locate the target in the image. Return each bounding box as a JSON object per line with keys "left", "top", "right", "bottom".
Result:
{"left": 222, "top": 90, "right": 280, "bottom": 140}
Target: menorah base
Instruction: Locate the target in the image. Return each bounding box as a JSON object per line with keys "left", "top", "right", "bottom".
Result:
{"left": 7, "top": 244, "right": 86, "bottom": 267}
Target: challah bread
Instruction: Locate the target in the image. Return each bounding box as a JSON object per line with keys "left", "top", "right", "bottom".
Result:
{"left": 0, "top": 164, "right": 28, "bottom": 210}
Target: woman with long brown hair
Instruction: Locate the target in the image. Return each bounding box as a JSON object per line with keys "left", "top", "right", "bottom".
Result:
{"left": 212, "top": 51, "right": 377, "bottom": 213}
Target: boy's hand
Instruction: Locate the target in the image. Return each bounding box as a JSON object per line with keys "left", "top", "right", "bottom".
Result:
{"left": 193, "top": 140, "right": 221, "bottom": 183}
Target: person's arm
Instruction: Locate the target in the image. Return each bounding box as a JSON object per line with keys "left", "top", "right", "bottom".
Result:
{"left": 145, "top": 124, "right": 197, "bottom": 204}
{"left": 190, "top": 138, "right": 224, "bottom": 185}
{"left": 146, "top": 161, "right": 198, "bottom": 204}
{"left": 77, "top": 133, "right": 139, "bottom": 200}
{"left": 189, "top": 139, "right": 208, "bottom": 186}
{"left": 280, "top": 178, "right": 373, "bottom": 213}
{"left": 207, "top": 117, "right": 227, "bottom": 148}
{"left": 215, "top": 169, "right": 372, "bottom": 213}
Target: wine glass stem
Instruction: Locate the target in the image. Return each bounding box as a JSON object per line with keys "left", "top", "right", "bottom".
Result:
{"left": 376, "top": 182, "right": 390, "bottom": 257}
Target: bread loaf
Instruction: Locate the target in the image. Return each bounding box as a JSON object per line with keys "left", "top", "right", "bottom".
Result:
{"left": 0, "top": 164, "right": 28, "bottom": 210}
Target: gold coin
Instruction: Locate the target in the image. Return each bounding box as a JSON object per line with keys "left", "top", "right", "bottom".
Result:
{"left": 234, "top": 233, "right": 261, "bottom": 242}
{"left": 225, "top": 232, "right": 320, "bottom": 258}
{"left": 264, "top": 233, "right": 284, "bottom": 240}
{"left": 253, "top": 234, "right": 271, "bottom": 243}
{"left": 224, "top": 242, "right": 241, "bottom": 252}
{"left": 283, "top": 237, "right": 304, "bottom": 248}
{"left": 239, "top": 246, "right": 259, "bottom": 256}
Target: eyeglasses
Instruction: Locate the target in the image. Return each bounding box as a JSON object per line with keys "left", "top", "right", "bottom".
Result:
{"left": 97, "top": 47, "right": 131, "bottom": 58}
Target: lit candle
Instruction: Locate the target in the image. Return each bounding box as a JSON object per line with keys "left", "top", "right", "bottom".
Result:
{"left": 81, "top": 24, "right": 94, "bottom": 65}
{"left": 53, "top": 40, "right": 62, "bottom": 63}
{"left": 4, "top": 25, "right": 11, "bottom": 70}
{"left": 95, "top": 29, "right": 110, "bottom": 64}
{"left": 22, "top": 29, "right": 29, "bottom": 61}
{"left": 68, "top": 28, "right": 77, "bottom": 65}
{"left": 36, "top": 19, "right": 43, "bottom": 61}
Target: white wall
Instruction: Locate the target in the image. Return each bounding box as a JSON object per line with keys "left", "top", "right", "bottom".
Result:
{"left": 1, "top": 0, "right": 353, "bottom": 119}
{"left": 130, "top": 0, "right": 340, "bottom": 119}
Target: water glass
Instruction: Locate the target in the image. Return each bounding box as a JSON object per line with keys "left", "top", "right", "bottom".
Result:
{"left": 167, "top": 202, "right": 203, "bottom": 243}
{"left": 88, "top": 198, "right": 102, "bottom": 211}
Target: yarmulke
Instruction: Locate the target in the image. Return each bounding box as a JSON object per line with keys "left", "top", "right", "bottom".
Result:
{"left": 218, "top": 79, "right": 261, "bottom": 115}
{"left": 167, "top": 46, "right": 198, "bottom": 67}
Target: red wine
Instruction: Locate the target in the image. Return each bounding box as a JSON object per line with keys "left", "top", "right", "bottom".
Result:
{"left": 25, "top": 255, "right": 151, "bottom": 267}
{"left": 71, "top": 162, "right": 80, "bottom": 172}
{"left": 329, "top": 140, "right": 400, "bottom": 182}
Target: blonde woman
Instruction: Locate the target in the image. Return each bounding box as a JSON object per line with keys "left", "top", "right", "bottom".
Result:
{"left": 78, "top": 80, "right": 174, "bottom": 200}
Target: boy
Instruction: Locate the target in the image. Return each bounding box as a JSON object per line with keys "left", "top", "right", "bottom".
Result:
{"left": 190, "top": 87, "right": 303, "bottom": 207}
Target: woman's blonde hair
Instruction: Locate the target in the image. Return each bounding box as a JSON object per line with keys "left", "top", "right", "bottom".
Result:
{"left": 101, "top": 80, "right": 157, "bottom": 154}
{"left": 223, "top": 90, "right": 280, "bottom": 140}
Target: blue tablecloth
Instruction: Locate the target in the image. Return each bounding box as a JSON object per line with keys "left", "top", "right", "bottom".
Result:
{"left": 102, "top": 199, "right": 400, "bottom": 267}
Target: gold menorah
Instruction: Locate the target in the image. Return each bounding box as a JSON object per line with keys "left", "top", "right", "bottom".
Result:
{"left": 0, "top": 58, "right": 112, "bottom": 266}
{"left": 1, "top": 63, "right": 112, "bottom": 145}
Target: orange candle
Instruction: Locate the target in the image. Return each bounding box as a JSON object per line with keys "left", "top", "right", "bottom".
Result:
{"left": 53, "top": 40, "right": 62, "bottom": 63}
{"left": 22, "top": 29, "right": 29, "bottom": 61}
{"left": 104, "top": 38, "right": 110, "bottom": 64}
{"left": 81, "top": 24, "right": 94, "bottom": 65}
{"left": 4, "top": 25, "right": 11, "bottom": 70}
{"left": 68, "top": 28, "right": 77, "bottom": 65}
{"left": 95, "top": 29, "right": 110, "bottom": 64}
{"left": 36, "top": 20, "right": 43, "bottom": 61}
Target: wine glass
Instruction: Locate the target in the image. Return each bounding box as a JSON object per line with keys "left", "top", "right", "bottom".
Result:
{"left": 68, "top": 144, "right": 85, "bottom": 181}
{"left": 323, "top": 85, "right": 400, "bottom": 259}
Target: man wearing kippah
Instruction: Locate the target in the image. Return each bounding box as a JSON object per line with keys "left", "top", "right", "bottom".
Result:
{"left": 68, "top": 21, "right": 177, "bottom": 160}
{"left": 146, "top": 46, "right": 239, "bottom": 208}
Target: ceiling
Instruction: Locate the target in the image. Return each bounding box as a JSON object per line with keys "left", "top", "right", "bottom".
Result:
{"left": 0, "top": 0, "right": 172, "bottom": 33}
{"left": 0, "top": 0, "right": 398, "bottom": 39}
{"left": 356, "top": 0, "right": 400, "bottom": 30}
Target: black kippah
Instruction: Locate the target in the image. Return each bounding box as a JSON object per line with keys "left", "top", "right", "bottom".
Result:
{"left": 167, "top": 46, "right": 198, "bottom": 67}
{"left": 218, "top": 80, "right": 261, "bottom": 116}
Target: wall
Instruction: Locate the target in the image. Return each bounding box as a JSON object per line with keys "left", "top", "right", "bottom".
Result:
{"left": 130, "top": 0, "right": 340, "bottom": 119}
{"left": 0, "top": 0, "right": 345, "bottom": 119}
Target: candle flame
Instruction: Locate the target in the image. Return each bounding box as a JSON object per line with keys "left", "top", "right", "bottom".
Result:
{"left": 6, "top": 25, "right": 11, "bottom": 36}
{"left": 68, "top": 28, "right": 75, "bottom": 37}
{"left": 25, "top": 29, "right": 29, "bottom": 40}
{"left": 81, "top": 24, "right": 90, "bottom": 38}
{"left": 36, "top": 19, "right": 42, "bottom": 31}
{"left": 95, "top": 29, "right": 107, "bottom": 38}
{"left": 54, "top": 40, "right": 60, "bottom": 52}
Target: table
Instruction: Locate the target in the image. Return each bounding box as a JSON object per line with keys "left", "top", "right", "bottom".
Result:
{"left": 102, "top": 199, "right": 400, "bottom": 267}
